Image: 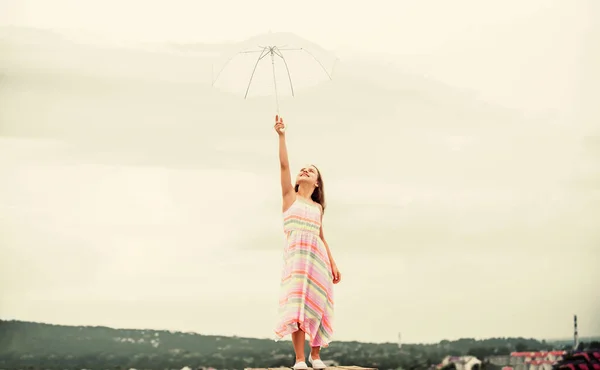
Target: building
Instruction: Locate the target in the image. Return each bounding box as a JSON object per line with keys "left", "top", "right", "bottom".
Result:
{"left": 438, "top": 355, "right": 482, "bottom": 370}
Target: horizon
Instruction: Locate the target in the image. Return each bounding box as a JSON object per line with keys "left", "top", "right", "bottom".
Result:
{"left": 3, "top": 318, "right": 599, "bottom": 346}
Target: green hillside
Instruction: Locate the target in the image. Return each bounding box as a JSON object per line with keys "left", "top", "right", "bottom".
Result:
{"left": 0, "top": 319, "right": 578, "bottom": 370}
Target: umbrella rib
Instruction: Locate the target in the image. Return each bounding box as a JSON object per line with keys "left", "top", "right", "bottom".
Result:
{"left": 212, "top": 54, "right": 236, "bottom": 86}
{"left": 273, "top": 47, "right": 295, "bottom": 97}
{"left": 212, "top": 48, "right": 266, "bottom": 86}
{"left": 244, "top": 47, "right": 270, "bottom": 99}
{"left": 301, "top": 48, "right": 333, "bottom": 80}
{"left": 239, "top": 49, "right": 268, "bottom": 54}
{"left": 275, "top": 47, "right": 333, "bottom": 80}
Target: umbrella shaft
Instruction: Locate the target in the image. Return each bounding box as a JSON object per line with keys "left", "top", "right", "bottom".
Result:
{"left": 271, "top": 51, "right": 279, "bottom": 114}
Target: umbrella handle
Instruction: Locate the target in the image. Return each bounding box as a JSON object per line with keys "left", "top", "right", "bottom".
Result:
{"left": 278, "top": 114, "right": 286, "bottom": 133}
{"left": 275, "top": 110, "right": 286, "bottom": 133}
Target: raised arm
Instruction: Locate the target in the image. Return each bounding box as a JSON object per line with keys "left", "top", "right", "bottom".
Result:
{"left": 274, "top": 115, "right": 295, "bottom": 211}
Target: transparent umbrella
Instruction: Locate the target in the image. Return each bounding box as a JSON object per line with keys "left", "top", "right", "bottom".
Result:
{"left": 211, "top": 31, "right": 338, "bottom": 116}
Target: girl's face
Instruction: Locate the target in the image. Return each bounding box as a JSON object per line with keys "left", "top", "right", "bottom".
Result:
{"left": 296, "top": 165, "right": 319, "bottom": 188}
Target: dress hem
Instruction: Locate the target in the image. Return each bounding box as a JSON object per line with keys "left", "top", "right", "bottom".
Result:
{"left": 274, "top": 319, "right": 331, "bottom": 348}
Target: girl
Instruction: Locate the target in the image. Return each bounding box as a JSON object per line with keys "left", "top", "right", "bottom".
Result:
{"left": 273, "top": 115, "right": 342, "bottom": 370}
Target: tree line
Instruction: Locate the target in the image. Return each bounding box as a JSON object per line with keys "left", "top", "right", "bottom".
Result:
{"left": 1, "top": 320, "right": 598, "bottom": 370}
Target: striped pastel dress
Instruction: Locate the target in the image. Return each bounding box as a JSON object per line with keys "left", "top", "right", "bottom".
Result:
{"left": 274, "top": 197, "right": 334, "bottom": 348}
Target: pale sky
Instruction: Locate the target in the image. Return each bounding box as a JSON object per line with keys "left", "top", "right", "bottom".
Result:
{"left": 0, "top": 0, "right": 599, "bottom": 344}
{"left": 1, "top": 0, "right": 597, "bottom": 116}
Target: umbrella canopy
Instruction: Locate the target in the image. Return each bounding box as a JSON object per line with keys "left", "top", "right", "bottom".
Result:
{"left": 211, "top": 32, "right": 338, "bottom": 112}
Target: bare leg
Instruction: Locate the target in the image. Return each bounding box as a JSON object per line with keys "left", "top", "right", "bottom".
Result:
{"left": 291, "top": 324, "right": 306, "bottom": 363}
{"left": 310, "top": 346, "right": 321, "bottom": 360}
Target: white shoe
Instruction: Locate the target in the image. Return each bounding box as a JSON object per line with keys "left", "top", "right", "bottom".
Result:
{"left": 293, "top": 361, "right": 308, "bottom": 370}
{"left": 309, "top": 356, "right": 327, "bottom": 370}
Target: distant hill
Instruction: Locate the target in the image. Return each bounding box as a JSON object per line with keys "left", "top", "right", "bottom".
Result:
{"left": 547, "top": 337, "right": 600, "bottom": 347}
{"left": 0, "top": 319, "right": 578, "bottom": 370}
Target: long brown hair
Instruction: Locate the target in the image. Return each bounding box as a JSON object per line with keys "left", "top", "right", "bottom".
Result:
{"left": 295, "top": 165, "right": 326, "bottom": 214}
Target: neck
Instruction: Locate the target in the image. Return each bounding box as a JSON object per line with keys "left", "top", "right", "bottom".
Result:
{"left": 297, "top": 183, "right": 315, "bottom": 199}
